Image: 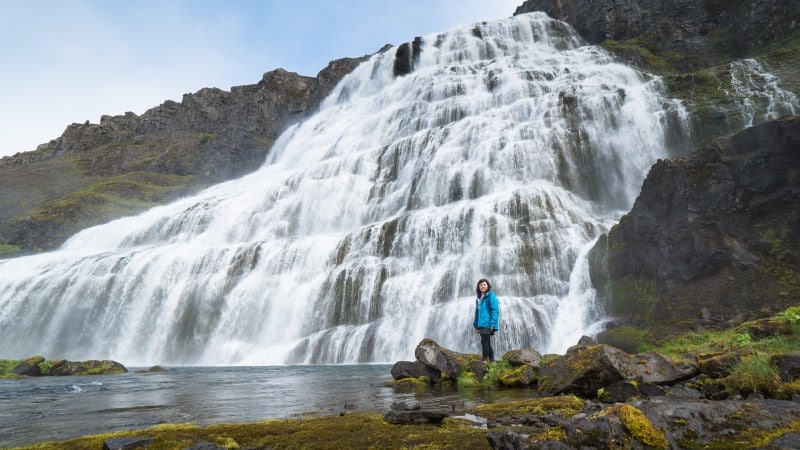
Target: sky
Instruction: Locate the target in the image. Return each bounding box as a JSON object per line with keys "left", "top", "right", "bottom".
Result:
{"left": 0, "top": 0, "right": 523, "bottom": 157}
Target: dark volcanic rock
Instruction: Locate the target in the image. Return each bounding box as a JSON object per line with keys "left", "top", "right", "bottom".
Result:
{"left": 514, "top": 0, "right": 800, "bottom": 71}
{"left": 590, "top": 116, "right": 800, "bottom": 335}
{"left": 390, "top": 360, "right": 441, "bottom": 383}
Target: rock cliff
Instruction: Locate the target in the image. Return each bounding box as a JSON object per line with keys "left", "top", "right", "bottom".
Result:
{"left": 515, "top": 0, "right": 800, "bottom": 70}
{"left": 516, "top": 0, "right": 800, "bottom": 147}
{"left": 0, "top": 54, "right": 369, "bottom": 255}
{"left": 590, "top": 115, "right": 800, "bottom": 334}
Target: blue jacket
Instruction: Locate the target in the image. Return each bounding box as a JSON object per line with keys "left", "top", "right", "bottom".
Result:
{"left": 473, "top": 290, "right": 499, "bottom": 330}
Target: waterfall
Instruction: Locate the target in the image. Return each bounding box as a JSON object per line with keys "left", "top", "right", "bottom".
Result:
{"left": 728, "top": 58, "right": 799, "bottom": 127}
{"left": 0, "top": 12, "right": 687, "bottom": 365}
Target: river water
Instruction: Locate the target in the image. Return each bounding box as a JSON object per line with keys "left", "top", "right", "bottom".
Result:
{"left": 0, "top": 365, "right": 531, "bottom": 448}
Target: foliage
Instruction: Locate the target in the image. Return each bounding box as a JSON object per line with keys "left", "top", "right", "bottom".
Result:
{"left": 724, "top": 353, "right": 782, "bottom": 398}
{"left": 778, "top": 306, "right": 800, "bottom": 325}
{"left": 480, "top": 359, "right": 511, "bottom": 387}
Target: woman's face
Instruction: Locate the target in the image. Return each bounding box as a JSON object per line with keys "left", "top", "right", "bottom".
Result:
{"left": 478, "top": 281, "right": 489, "bottom": 293}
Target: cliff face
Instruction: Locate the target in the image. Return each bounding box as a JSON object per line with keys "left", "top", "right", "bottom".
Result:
{"left": 515, "top": 0, "right": 800, "bottom": 70}
{"left": 516, "top": 0, "right": 800, "bottom": 148}
{"left": 0, "top": 55, "right": 368, "bottom": 255}
{"left": 590, "top": 116, "right": 800, "bottom": 334}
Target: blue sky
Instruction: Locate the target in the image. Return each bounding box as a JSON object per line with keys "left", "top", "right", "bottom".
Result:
{"left": 0, "top": 0, "right": 522, "bottom": 157}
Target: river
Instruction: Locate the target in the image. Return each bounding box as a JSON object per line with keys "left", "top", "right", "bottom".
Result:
{"left": 0, "top": 365, "right": 532, "bottom": 448}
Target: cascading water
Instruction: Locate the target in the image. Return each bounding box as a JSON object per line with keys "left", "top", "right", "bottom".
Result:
{"left": 728, "top": 58, "right": 799, "bottom": 127}
{"left": 0, "top": 12, "right": 688, "bottom": 365}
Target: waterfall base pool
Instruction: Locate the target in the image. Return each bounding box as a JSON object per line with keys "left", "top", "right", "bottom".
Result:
{"left": 0, "top": 365, "right": 533, "bottom": 447}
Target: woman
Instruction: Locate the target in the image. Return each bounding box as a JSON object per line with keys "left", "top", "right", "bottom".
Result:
{"left": 472, "top": 278, "right": 499, "bottom": 362}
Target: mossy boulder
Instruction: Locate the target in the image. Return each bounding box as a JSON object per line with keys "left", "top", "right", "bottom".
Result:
{"left": 497, "top": 365, "right": 537, "bottom": 387}
{"left": 696, "top": 348, "right": 757, "bottom": 378}
{"left": 537, "top": 344, "right": 640, "bottom": 397}
{"left": 50, "top": 359, "right": 128, "bottom": 376}
{"left": 12, "top": 355, "right": 45, "bottom": 376}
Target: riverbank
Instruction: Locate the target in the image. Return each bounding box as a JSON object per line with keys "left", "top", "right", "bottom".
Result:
{"left": 9, "top": 306, "right": 800, "bottom": 449}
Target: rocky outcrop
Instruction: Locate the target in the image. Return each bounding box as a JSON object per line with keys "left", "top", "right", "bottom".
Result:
{"left": 514, "top": 0, "right": 800, "bottom": 71}
{"left": 589, "top": 116, "right": 800, "bottom": 335}
{"left": 2, "top": 356, "right": 128, "bottom": 377}
{"left": 0, "top": 55, "right": 369, "bottom": 256}
{"left": 49, "top": 359, "right": 128, "bottom": 376}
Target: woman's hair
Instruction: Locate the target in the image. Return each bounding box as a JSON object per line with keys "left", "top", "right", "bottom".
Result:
{"left": 475, "top": 278, "right": 492, "bottom": 297}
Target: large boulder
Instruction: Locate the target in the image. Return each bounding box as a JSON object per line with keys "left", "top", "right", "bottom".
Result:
{"left": 390, "top": 360, "right": 441, "bottom": 383}
{"left": 502, "top": 348, "right": 542, "bottom": 368}
{"left": 631, "top": 351, "right": 698, "bottom": 384}
{"left": 414, "top": 339, "right": 476, "bottom": 379}
{"left": 537, "top": 344, "right": 639, "bottom": 397}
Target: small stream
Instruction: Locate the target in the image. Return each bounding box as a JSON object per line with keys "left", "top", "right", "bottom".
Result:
{"left": 0, "top": 365, "right": 533, "bottom": 447}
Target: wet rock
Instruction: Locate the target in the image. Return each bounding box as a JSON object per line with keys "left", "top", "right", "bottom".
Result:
{"left": 103, "top": 436, "right": 154, "bottom": 450}
{"left": 384, "top": 400, "right": 447, "bottom": 425}
{"left": 391, "top": 360, "right": 440, "bottom": 383}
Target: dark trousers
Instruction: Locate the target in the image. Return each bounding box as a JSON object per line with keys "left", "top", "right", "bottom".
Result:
{"left": 479, "top": 328, "right": 494, "bottom": 361}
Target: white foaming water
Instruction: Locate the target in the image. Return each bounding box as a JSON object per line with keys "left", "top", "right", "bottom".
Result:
{"left": 0, "top": 13, "right": 687, "bottom": 365}
{"left": 728, "top": 58, "right": 799, "bottom": 127}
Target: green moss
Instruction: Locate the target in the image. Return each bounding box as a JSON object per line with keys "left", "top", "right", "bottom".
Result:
{"left": 384, "top": 377, "right": 430, "bottom": 390}
{"left": 596, "top": 326, "right": 652, "bottom": 354}
{"left": 607, "top": 404, "right": 669, "bottom": 450}
{"left": 724, "top": 353, "right": 782, "bottom": 398}
{"left": 14, "top": 413, "right": 491, "bottom": 450}
{"left": 473, "top": 395, "right": 584, "bottom": 420}
{"left": 0, "top": 244, "right": 21, "bottom": 256}
{"left": 609, "top": 278, "right": 662, "bottom": 325}
{"left": 0, "top": 358, "right": 22, "bottom": 378}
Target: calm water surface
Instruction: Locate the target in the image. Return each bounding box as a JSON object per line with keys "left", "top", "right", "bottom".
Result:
{"left": 0, "top": 365, "right": 531, "bottom": 447}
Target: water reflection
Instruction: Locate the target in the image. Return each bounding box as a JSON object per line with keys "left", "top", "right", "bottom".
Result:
{"left": 0, "top": 365, "right": 534, "bottom": 447}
